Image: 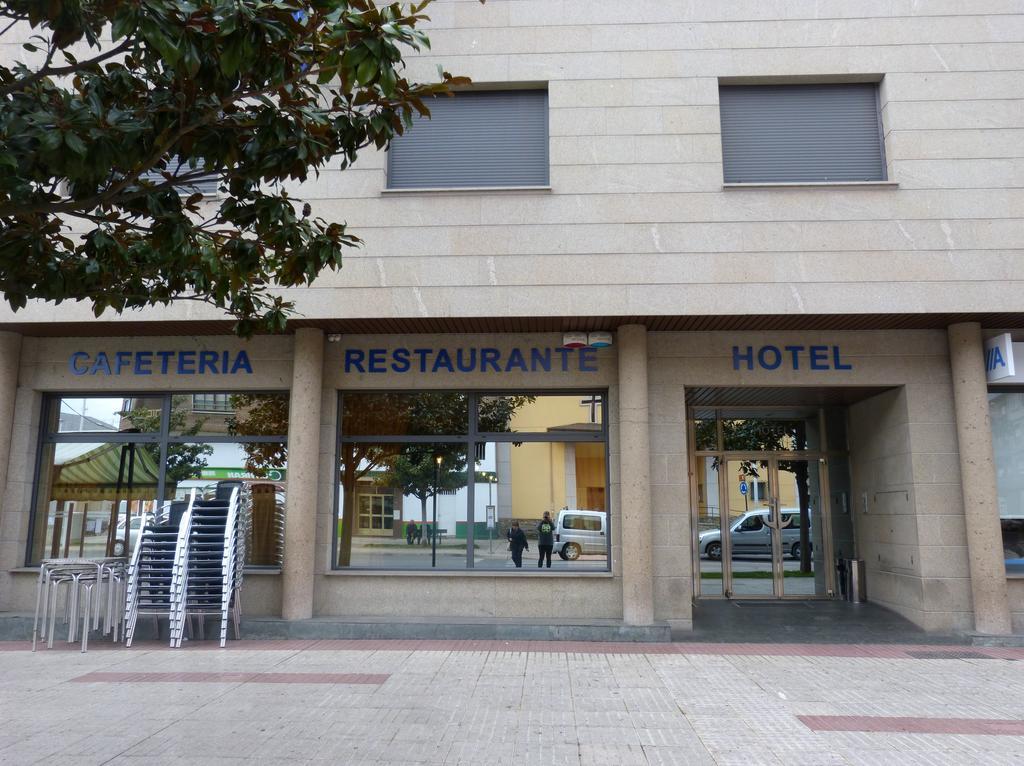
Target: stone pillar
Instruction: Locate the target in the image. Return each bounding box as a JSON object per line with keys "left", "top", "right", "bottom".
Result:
{"left": 0, "top": 333, "right": 21, "bottom": 514}
{"left": 0, "top": 333, "right": 22, "bottom": 521}
{"left": 617, "top": 324, "right": 654, "bottom": 625}
{"left": 281, "top": 328, "right": 324, "bottom": 621}
{"left": 947, "top": 323, "right": 1011, "bottom": 635}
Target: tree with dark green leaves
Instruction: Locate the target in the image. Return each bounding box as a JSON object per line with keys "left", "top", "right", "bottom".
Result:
{"left": 0, "top": 0, "right": 476, "bottom": 335}
{"left": 226, "top": 392, "right": 289, "bottom": 474}
{"left": 379, "top": 444, "right": 466, "bottom": 527}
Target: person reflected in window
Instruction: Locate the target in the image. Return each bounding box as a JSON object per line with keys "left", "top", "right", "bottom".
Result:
{"left": 537, "top": 511, "right": 555, "bottom": 568}
{"left": 507, "top": 521, "right": 528, "bottom": 568}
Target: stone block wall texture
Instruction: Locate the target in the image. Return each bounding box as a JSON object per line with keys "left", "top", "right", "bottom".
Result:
{"left": 1, "top": 2, "right": 1022, "bottom": 325}
{"left": 847, "top": 368, "right": 975, "bottom": 633}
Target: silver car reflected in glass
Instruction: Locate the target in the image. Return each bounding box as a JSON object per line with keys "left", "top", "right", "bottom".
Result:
{"left": 553, "top": 509, "right": 607, "bottom": 561}
{"left": 698, "top": 509, "right": 810, "bottom": 560}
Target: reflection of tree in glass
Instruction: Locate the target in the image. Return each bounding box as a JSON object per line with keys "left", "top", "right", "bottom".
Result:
{"left": 694, "top": 418, "right": 814, "bottom": 573}
{"left": 226, "top": 393, "right": 289, "bottom": 476}
{"left": 376, "top": 445, "right": 466, "bottom": 526}
{"left": 119, "top": 401, "right": 213, "bottom": 484}
{"left": 336, "top": 393, "right": 533, "bottom": 566}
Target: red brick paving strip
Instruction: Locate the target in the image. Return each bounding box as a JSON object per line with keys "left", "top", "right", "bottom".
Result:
{"left": 70, "top": 671, "right": 389, "bottom": 684}
{"left": 799, "top": 715, "right": 1024, "bottom": 736}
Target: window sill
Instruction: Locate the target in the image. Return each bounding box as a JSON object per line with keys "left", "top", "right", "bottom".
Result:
{"left": 323, "top": 568, "right": 613, "bottom": 578}
{"left": 382, "top": 185, "right": 552, "bottom": 196}
{"left": 723, "top": 181, "right": 899, "bottom": 190}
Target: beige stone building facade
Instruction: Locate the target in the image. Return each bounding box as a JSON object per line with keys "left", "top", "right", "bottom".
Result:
{"left": 2, "top": 1, "right": 1023, "bottom": 637}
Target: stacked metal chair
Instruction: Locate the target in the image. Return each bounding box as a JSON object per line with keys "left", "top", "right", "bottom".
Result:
{"left": 124, "top": 482, "right": 249, "bottom": 648}
{"left": 124, "top": 491, "right": 196, "bottom": 647}
{"left": 172, "top": 481, "right": 249, "bottom": 648}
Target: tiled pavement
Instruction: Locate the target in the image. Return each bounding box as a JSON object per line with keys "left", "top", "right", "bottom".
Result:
{"left": 2, "top": 640, "right": 1023, "bottom": 765}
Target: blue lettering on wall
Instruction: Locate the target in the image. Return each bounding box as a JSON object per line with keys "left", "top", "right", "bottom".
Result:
{"left": 530, "top": 348, "right": 551, "bottom": 372}
{"left": 732, "top": 345, "right": 853, "bottom": 372}
{"left": 69, "top": 352, "right": 90, "bottom": 376}
{"left": 758, "top": 346, "right": 782, "bottom": 370}
{"left": 505, "top": 348, "right": 528, "bottom": 372}
{"left": 341, "top": 347, "right": 604, "bottom": 374}
{"left": 433, "top": 349, "right": 455, "bottom": 373}
{"left": 230, "top": 350, "right": 253, "bottom": 375}
{"left": 392, "top": 348, "right": 411, "bottom": 373}
{"left": 68, "top": 350, "right": 255, "bottom": 376}
{"left": 368, "top": 349, "right": 386, "bottom": 374}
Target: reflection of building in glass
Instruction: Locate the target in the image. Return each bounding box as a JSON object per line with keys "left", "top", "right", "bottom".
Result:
{"left": 991, "top": 392, "right": 1024, "bottom": 561}
{"left": 503, "top": 396, "right": 606, "bottom": 522}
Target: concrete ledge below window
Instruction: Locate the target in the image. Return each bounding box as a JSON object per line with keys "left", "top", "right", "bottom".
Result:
{"left": 382, "top": 185, "right": 552, "bottom": 195}
{"left": 323, "top": 568, "right": 613, "bottom": 578}
{"left": 723, "top": 181, "right": 899, "bottom": 190}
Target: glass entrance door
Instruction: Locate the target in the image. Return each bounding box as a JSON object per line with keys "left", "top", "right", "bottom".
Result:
{"left": 774, "top": 458, "right": 825, "bottom": 597}
{"left": 724, "top": 459, "right": 778, "bottom": 596}
{"left": 704, "top": 457, "right": 829, "bottom": 598}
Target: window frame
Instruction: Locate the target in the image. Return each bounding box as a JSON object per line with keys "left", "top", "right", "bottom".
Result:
{"left": 27, "top": 390, "right": 288, "bottom": 567}
{"left": 717, "top": 80, "right": 888, "bottom": 185}
{"left": 334, "top": 388, "right": 611, "bottom": 572}
{"left": 384, "top": 87, "right": 551, "bottom": 192}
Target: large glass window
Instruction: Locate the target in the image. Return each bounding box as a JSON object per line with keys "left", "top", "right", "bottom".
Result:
{"left": 991, "top": 391, "right": 1024, "bottom": 575}
{"left": 337, "top": 391, "right": 609, "bottom": 571}
{"left": 29, "top": 393, "right": 288, "bottom": 567}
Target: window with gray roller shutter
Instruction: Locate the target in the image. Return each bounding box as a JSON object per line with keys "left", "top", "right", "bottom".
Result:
{"left": 719, "top": 83, "right": 886, "bottom": 183}
{"left": 386, "top": 90, "right": 549, "bottom": 189}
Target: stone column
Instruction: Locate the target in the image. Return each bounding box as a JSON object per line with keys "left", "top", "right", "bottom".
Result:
{"left": 0, "top": 333, "right": 22, "bottom": 521}
{"left": 281, "top": 328, "right": 324, "bottom": 621}
{"left": 947, "top": 322, "right": 1011, "bottom": 635}
{"left": 617, "top": 324, "right": 654, "bottom": 625}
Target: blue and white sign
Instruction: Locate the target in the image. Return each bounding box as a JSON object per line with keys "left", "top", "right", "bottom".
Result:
{"left": 739, "top": 482, "right": 748, "bottom": 496}
{"left": 985, "top": 333, "right": 1016, "bottom": 383}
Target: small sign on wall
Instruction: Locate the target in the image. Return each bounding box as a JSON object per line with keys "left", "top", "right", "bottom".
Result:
{"left": 985, "top": 333, "right": 1016, "bottom": 382}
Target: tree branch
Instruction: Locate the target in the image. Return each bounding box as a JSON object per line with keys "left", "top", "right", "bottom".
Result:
{"left": 0, "top": 15, "right": 26, "bottom": 37}
{"left": 0, "top": 39, "right": 133, "bottom": 97}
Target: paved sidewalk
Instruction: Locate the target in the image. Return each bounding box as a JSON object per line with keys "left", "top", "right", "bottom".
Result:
{"left": 2, "top": 640, "right": 1023, "bottom": 765}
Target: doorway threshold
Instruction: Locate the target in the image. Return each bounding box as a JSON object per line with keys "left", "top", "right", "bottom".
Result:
{"left": 683, "top": 599, "right": 965, "bottom": 644}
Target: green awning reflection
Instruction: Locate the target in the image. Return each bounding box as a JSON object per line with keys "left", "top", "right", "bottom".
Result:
{"left": 51, "top": 442, "right": 161, "bottom": 502}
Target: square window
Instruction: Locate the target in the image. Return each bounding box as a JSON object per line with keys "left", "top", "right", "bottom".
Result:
{"left": 719, "top": 83, "right": 886, "bottom": 183}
